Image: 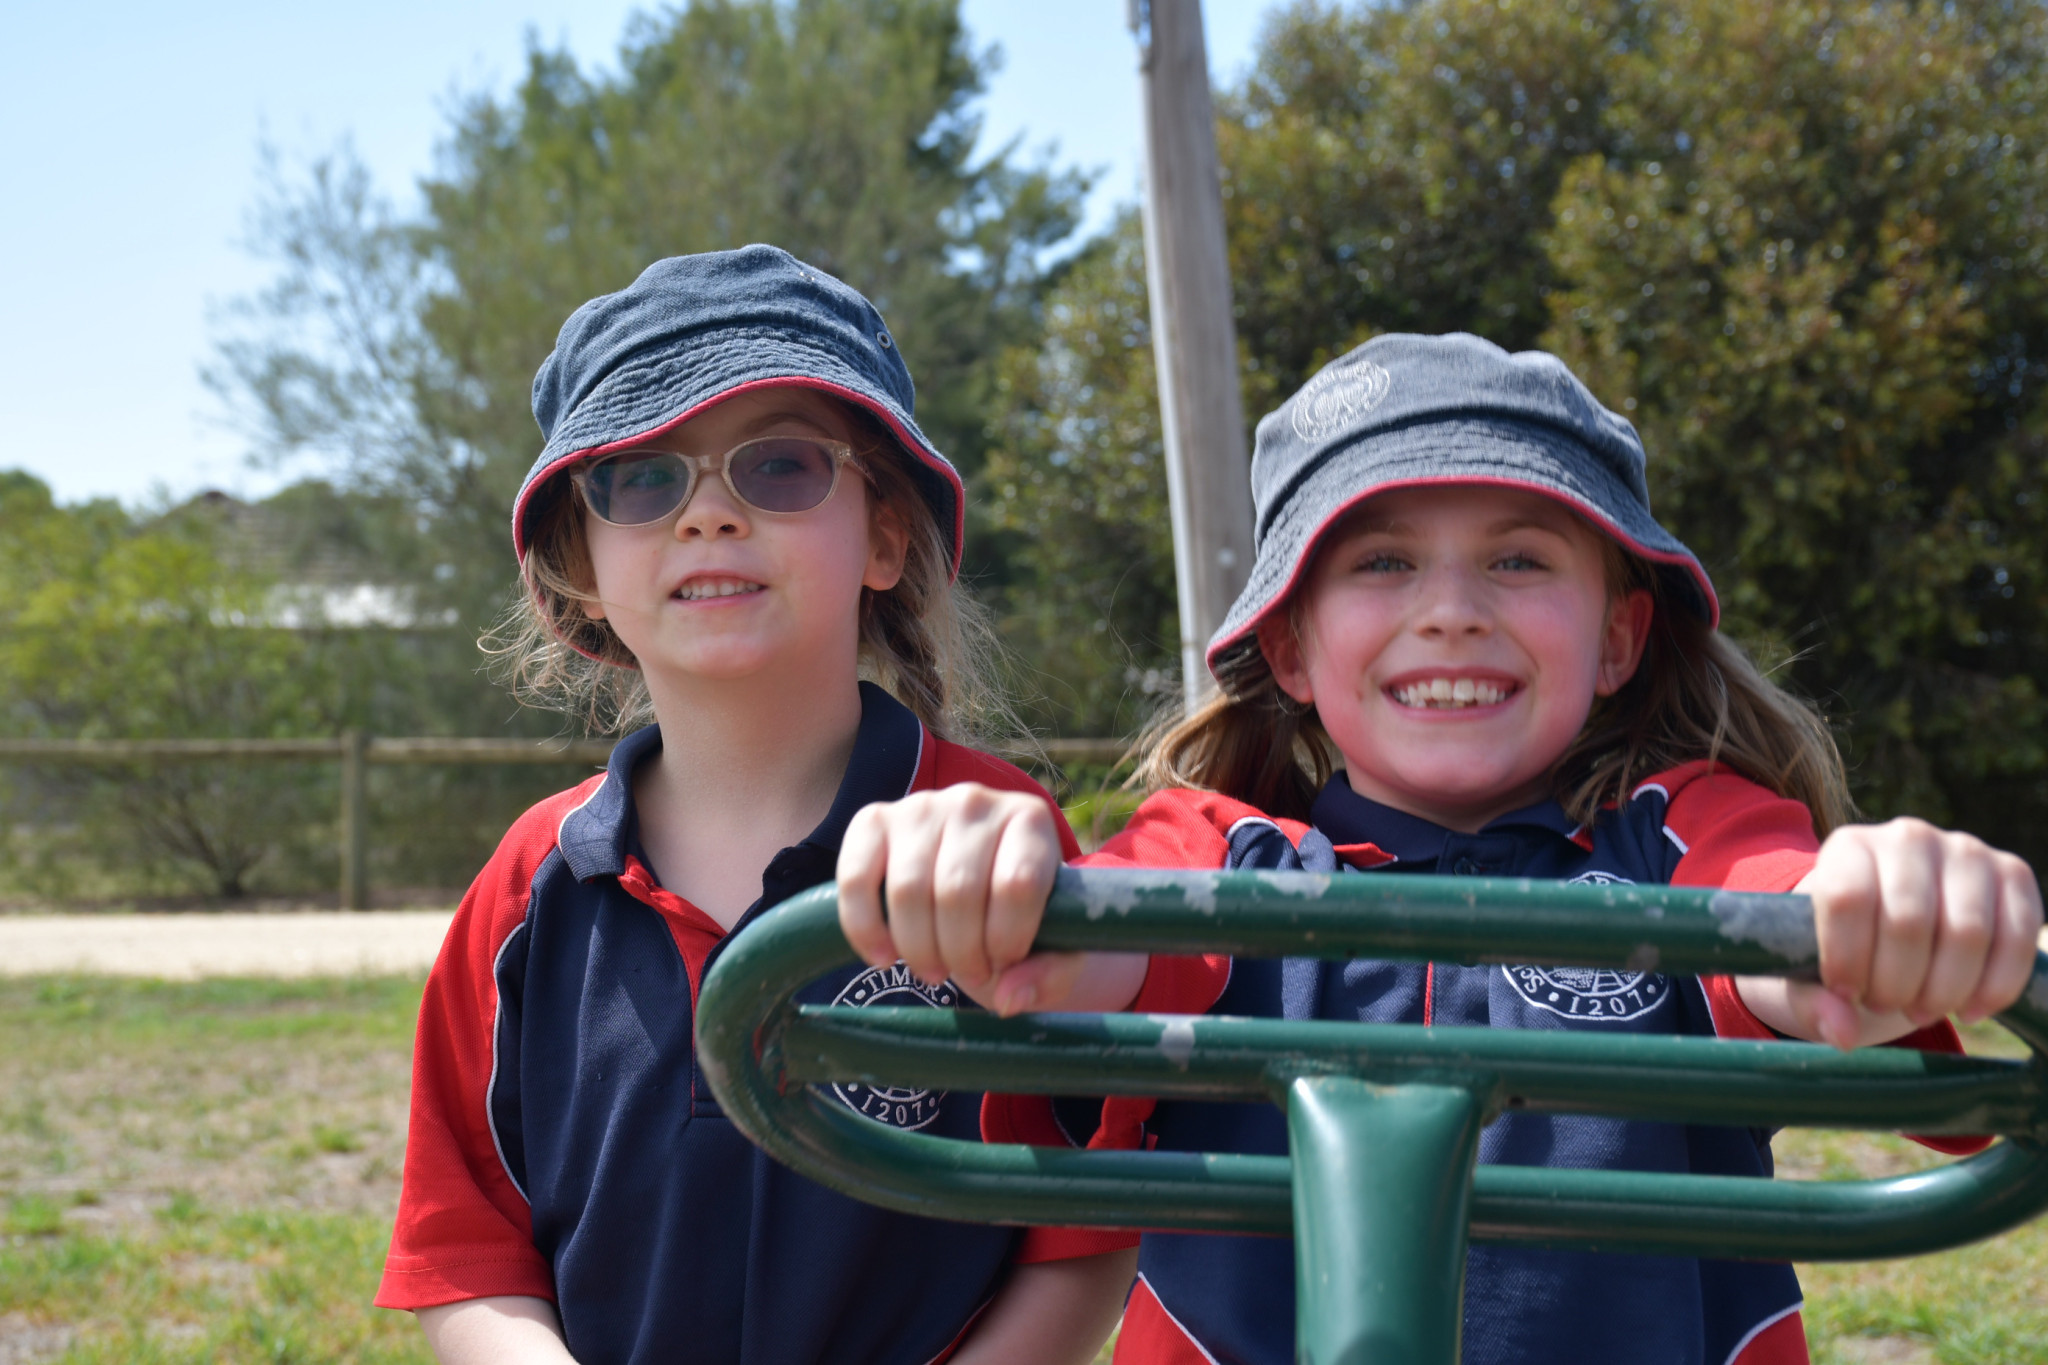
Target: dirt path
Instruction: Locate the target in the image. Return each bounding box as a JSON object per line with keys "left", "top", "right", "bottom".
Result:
{"left": 0, "top": 910, "right": 453, "bottom": 979}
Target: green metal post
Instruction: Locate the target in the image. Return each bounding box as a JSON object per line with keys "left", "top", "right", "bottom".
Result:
{"left": 1288, "top": 1077, "right": 1484, "bottom": 1365}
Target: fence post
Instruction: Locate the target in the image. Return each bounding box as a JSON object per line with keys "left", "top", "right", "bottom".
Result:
{"left": 339, "top": 730, "right": 369, "bottom": 911}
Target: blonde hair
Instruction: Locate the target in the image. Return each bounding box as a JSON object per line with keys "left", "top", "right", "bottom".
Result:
{"left": 488, "top": 405, "right": 1010, "bottom": 745}
{"left": 1137, "top": 543, "right": 1855, "bottom": 835}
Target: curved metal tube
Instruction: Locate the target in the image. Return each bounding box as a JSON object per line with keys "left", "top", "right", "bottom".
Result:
{"left": 696, "top": 871, "right": 2048, "bottom": 1261}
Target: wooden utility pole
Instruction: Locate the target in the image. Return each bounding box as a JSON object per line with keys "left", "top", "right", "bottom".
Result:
{"left": 1130, "top": 0, "right": 1256, "bottom": 711}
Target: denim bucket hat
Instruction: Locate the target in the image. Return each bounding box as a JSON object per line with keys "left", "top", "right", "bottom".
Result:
{"left": 513, "top": 245, "right": 964, "bottom": 572}
{"left": 1208, "top": 332, "right": 1718, "bottom": 674}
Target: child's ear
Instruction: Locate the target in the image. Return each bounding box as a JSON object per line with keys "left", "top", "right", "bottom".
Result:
{"left": 1258, "top": 614, "right": 1315, "bottom": 705}
{"left": 863, "top": 497, "right": 911, "bottom": 593}
{"left": 1595, "top": 588, "right": 1654, "bottom": 696}
{"left": 563, "top": 551, "right": 607, "bottom": 621}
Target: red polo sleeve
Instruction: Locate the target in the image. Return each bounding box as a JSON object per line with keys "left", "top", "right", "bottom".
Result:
{"left": 375, "top": 783, "right": 600, "bottom": 1311}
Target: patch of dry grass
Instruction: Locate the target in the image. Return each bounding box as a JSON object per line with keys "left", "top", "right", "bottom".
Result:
{"left": 0, "top": 975, "right": 425, "bottom": 1363}
{"left": 0, "top": 981, "right": 2041, "bottom": 1365}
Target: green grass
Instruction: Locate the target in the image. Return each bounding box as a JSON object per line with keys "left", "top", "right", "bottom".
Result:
{"left": 1783, "top": 1020, "right": 2048, "bottom": 1365}
{"left": 0, "top": 1204, "right": 431, "bottom": 1364}
{"left": 0, "top": 980, "right": 2042, "bottom": 1365}
{"left": 0, "top": 975, "right": 427, "bottom": 1365}
{"left": 1062, "top": 787, "right": 1145, "bottom": 852}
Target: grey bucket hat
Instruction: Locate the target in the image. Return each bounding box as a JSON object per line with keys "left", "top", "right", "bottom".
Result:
{"left": 513, "top": 245, "right": 964, "bottom": 572}
{"left": 1208, "top": 332, "right": 1718, "bottom": 674}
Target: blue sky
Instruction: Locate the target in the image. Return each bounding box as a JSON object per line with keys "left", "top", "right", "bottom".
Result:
{"left": 0, "top": 1, "right": 1279, "bottom": 506}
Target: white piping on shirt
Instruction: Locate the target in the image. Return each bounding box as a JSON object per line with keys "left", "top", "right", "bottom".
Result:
{"left": 1630, "top": 781, "right": 1691, "bottom": 856}
{"left": 1130, "top": 1273, "right": 1224, "bottom": 1365}
{"left": 1720, "top": 1299, "right": 1803, "bottom": 1365}
{"left": 1223, "top": 815, "right": 1285, "bottom": 845}
{"left": 907, "top": 723, "right": 929, "bottom": 797}
{"left": 484, "top": 917, "right": 534, "bottom": 1206}
{"left": 554, "top": 774, "right": 610, "bottom": 863}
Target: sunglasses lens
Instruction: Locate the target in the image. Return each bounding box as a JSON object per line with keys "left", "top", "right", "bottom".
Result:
{"left": 584, "top": 452, "right": 690, "bottom": 524}
{"left": 730, "top": 438, "right": 840, "bottom": 513}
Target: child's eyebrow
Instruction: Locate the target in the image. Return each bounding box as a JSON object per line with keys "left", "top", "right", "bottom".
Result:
{"left": 737, "top": 408, "right": 838, "bottom": 438}
{"left": 1485, "top": 515, "right": 1575, "bottom": 537}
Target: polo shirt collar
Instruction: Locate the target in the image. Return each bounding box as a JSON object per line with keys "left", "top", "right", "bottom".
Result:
{"left": 557, "top": 680, "right": 925, "bottom": 882}
{"left": 1309, "top": 772, "right": 1582, "bottom": 868}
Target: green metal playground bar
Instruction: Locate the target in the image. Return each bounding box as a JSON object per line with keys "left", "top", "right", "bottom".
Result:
{"left": 696, "top": 869, "right": 2048, "bottom": 1365}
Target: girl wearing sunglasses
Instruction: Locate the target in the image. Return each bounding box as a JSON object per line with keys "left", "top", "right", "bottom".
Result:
{"left": 376, "top": 247, "right": 1135, "bottom": 1365}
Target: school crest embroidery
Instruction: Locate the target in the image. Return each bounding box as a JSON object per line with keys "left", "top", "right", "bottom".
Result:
{"left": 1291, "top": 354, "right": 1392, "bottom": 440}
{"left": 1504, "top": 870, "right": 1670, "bottom": 1021}
{"left": 828, "top": 962, "right": 956, "bottom": 1130}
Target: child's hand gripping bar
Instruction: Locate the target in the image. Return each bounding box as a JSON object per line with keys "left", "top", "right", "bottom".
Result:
{"left": 695, "top": 870, "right": 2048, "bottom": 1365}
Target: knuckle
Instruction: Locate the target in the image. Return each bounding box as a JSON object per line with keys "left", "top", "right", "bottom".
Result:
{"left": 991, "top": 866, "right": 1042, "bottom": 903}
{"left": 1888, "top": 900, "right": 1938, "bottom": 938}
{"left": 1944, "top": 914, "right": 1994, "bottom": 954}
{"left": 1895, "top": 825, "right": 1942, "bottom": 860}
{"left": 890, "top": 866, "right": 934, "bottom": 903}
{"left": 932, "top": 868, "right": 978, "bottom": 907}
{"left": 1939, "top": 833, "right": 1988, "bottom": 870}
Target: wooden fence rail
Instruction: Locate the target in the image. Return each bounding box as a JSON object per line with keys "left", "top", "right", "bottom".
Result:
{"left": 0, "top": 734, "right": 1129, "bottom": 909}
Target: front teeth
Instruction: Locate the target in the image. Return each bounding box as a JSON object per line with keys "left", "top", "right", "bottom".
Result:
{"left": 1393, "top": 678, "right": 1510, "bottom": 709}
{"left": 677, "top": 580, "right": 764, "bottom": 601}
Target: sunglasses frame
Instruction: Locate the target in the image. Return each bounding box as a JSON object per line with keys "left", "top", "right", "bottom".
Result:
{"left": 572, "top": 436, "right": 864, "bottom": 528}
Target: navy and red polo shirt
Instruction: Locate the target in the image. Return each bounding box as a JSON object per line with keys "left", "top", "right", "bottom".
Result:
{"left": 1053, "top": 763, "right": 1980, "bottom": 1365}
{"left": 377, "top": 682, "right": 1087, "bottom": 1365}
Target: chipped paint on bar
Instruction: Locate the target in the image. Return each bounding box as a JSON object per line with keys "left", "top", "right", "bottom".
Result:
{"left": 1708, "top": 890, "right": 1819, "bottom": 963}
{"left": 1257, "top": 870, "right": 1331, "bottom": 898}
{"left": 1155, "top": 1016, "right": 1197, "bottom": 1069}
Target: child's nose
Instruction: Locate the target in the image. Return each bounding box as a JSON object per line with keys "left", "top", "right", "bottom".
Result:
{"left": 1413, "top": 567, "right": 1490, "bottom": 635}
{"left": 672, "top": 476, "right": 750, "bottom": 541}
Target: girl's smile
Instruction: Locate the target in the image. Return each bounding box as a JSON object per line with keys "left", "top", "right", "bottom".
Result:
{"left": 1384, "top": 668, "right": 1520, "bottom": 712}
{"left": 1259, "top": 484, "right": 1651, "bottom": 832}
{"left": 671, "top": 573, "right": 767, "bottom": 603}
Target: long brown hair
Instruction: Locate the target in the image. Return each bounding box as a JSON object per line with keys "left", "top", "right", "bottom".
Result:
{"left": 486, "top": 404, "right": 1011, "bottom": 744}
{"left": 1137, "top": 547, "right": 1855, "bottom": 834}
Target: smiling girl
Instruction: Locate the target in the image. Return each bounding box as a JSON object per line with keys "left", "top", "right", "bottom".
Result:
{"left": 837, "top": 333, "right": 2043, "bottom": 1365}
{"left": 376, "top": 247, "right": 1135, "bottom": 1365}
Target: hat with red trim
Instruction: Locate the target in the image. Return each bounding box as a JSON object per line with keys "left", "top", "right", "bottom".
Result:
{"left": 1207, "top": 332, "right": 1718, "bottom": 674}
{"left": 515, "top": 245, "right": 964, "bottom": 572}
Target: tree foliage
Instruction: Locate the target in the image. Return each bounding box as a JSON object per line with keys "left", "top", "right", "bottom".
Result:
{"left": 985, "top": 0, "right": 2048, "bottom": 861}
{"left": 1542, "top": 0, "right": 2048, "bottom": 848}
{"left": 981, "top": 216, "right": 1181, "bottom": 734}
{"left": 211, "top": 0, "right": 1087, "bottom": 634}
{"left": 0, "top": 475, "right": 347, "bottom": 895}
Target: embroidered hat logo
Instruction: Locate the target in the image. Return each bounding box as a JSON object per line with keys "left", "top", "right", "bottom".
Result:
{"left": 1290, "top": 355, "right": 1393, "bottom": 441}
